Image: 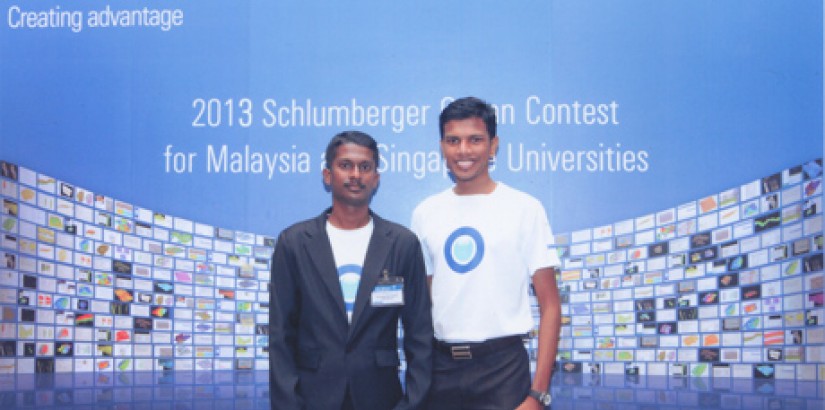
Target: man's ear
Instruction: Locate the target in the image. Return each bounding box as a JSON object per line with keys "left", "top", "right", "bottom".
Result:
{"left": 322, "top": 167, "right": 331, "bottom": 187}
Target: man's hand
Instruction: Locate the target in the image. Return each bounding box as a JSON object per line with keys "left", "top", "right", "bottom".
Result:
{"left": 514, "top": 396, "right": 543, "bottom": 410}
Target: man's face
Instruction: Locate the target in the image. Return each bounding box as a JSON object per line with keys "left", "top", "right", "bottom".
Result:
{"left": 441, "top": 117, "right": 498, "bottom": 189}
{"left": 323, "top": 143, "right": 380, "bottom": 207}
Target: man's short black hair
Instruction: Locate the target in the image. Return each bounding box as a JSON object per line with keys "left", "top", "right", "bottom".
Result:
{"left": 325, "top": 130, "right": 380, "bottom": 169}
{"left": 438, "top": 97, "right": 497, "bottom": 140}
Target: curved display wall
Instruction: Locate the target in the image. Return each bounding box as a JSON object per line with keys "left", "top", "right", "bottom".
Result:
{"left": 0, "top": 158, "right": 822, "bottom": 381}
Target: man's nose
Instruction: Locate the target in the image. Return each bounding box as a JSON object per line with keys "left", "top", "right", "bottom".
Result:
{"left": 348, "top": 168, "right": 362, "bottom": 179}
{"left": 454, "top": 139, "right": 467, "bottom": 154}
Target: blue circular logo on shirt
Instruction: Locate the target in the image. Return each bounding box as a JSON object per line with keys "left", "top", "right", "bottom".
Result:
{"left": 338, "top": 264, "right": 362, "bottom": 318}
{"left": 444, "top": 227, "right": 484, "bottom": 274}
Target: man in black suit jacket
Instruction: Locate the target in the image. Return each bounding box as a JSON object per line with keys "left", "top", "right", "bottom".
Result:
{"left": 269, "top": 131, "right": 433, "bottom": 409}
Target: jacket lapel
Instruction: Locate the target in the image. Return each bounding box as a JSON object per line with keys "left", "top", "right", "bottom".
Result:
{"left": 349, "top": 215, "right": 392, "bottom": 336}
{"left": 304, "top": 212, "right": 347, "bottom": 320}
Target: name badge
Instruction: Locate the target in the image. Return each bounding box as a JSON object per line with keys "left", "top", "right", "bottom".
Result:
{"left": 371, "top": 270, "right": 404, "bottom": 307}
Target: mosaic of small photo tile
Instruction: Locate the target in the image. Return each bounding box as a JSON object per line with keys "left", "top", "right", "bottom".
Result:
{"left": 0, "top": 158, "right": 822, "bottom": 381}
{"left": 545, "top": 159, "right": 824, "bottom": 381}
{"left": 0, "top": 161, "right": 273, "bottom": 373}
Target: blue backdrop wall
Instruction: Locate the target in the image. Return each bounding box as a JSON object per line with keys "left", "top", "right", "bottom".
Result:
{"left": 0, "top": 0, "right": 823, "bottom": 388}
{"left": 3, "top": 1, "right": 822, "bottom": 236}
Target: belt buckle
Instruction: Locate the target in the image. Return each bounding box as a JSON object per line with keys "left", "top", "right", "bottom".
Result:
{"left": 450, "top": 345, "right": 472, "bottom": 360}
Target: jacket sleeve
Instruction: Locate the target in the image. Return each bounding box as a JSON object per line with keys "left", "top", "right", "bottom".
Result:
{"left": 394, "top": 233, "right": 433, "bottom": 410}
{"left": 269, "top": 231, "right": 304, "bottom": 410}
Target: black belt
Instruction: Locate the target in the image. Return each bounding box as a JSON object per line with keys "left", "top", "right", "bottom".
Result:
{"left": 435, "top": 335, "right": 525, "bottom": 360}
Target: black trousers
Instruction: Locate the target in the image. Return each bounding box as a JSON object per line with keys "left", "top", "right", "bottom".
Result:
{"left": 427, "top": 337, "right": 531, "bottom": 410}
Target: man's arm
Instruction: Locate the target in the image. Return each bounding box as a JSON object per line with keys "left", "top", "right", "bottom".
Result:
{"left": 516, "top": 266, "right": 560, "bottom": 409}
{"left": 395, "top": 235, "right": 434, "bottom": 410}
{"left": 268, "top": 232, "right": 304, "bottom": 410}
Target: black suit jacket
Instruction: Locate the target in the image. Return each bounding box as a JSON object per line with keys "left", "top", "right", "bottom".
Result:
{"left": 269, "top": 210, "right": 433, "bottom": 410}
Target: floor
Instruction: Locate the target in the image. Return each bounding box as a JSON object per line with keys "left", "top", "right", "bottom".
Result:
{"left": 0, "top": 371, "right": 822, "bottom": 409}
{"left": 550, "top": 373, "right": 823, "bottom": 410}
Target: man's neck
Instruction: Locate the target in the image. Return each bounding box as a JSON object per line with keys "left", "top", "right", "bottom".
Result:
{"left": 328, "top": 205, "right": 371, "bottom": 230}
{"left": 453, "top": 178, "right": 497, "bottom": 195}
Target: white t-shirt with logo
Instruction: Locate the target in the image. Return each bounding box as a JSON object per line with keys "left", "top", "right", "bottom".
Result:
{"left": 326, "top": 218, "right": 374, "bottom": 323}
{"left": 411, "top": 183, "right": 560, "bottom": 342}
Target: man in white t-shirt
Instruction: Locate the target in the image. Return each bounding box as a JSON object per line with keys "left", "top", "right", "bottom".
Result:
{"left": 270, "top": 131, "right": 433, "bottom": 410}
{"left": 411, "top": 97, "right": 561, "bottom": 409}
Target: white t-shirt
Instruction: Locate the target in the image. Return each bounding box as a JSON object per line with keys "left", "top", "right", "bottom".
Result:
{"left": 411, "top": 183, "right": 560, "bottom": 342}
{"left": 326, "top": 218, "right": 374, "bottom": 323}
